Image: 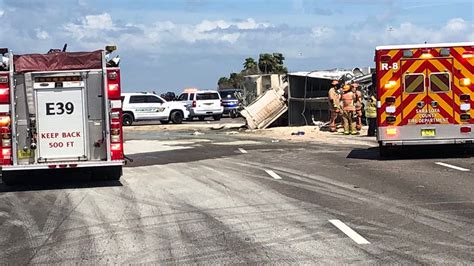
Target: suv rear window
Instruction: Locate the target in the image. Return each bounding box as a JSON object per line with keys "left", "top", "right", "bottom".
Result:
{"left": 196, "top": 93, "right": 219, "bottom": 100}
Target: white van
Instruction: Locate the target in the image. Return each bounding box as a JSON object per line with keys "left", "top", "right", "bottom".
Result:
{"left": 178, "top": 90, "right": 224, "bottom": 121}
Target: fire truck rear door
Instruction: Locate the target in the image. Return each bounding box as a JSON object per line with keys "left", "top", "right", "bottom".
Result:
{"left": 36, "top": 83, "right": 87, "bottom": 161}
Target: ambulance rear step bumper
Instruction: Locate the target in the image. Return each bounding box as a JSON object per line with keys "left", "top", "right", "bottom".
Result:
{"left": 381, "top": 139, "right": 474, "bottom": 146}
{"left": 1, "top": 160, "right": 124, "bottom": 171}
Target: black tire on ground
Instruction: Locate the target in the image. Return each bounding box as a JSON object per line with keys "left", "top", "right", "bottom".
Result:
{"left": 160, "top": 120, "right": 170, "bottom": 125}
{"left": 93, "top": 166, "right": 122, "bottom": 181}
{"left": 170, "top": 111, "right": 184, "bottom": 124}
{"left": 122, "top": 113, "right": 134, "bottom": 126}
{"left": 186, "top": 117, "right": 193, "bottom": 121}
{"left": 1, "top": 171, "right": 18, "bottom": 185}
{"left": 229, "top": 110, "right": 237, "bottom": 119}
{"left": 213, "top": 114, "right": 222, "bottom": 121}
{"left": 379, "top": 144, "right": 395, "bottom": 158}
{"left": 198, "top": 116, "right": 205, "bottom": 121}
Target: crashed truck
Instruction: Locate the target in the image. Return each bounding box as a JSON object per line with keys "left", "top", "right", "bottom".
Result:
{"left": 241, "top": 68, "right": 373, "bottom": 129}
{"left": 375, "top": 42, "right": 474, "bottom": 156}
{"left": 0, "top": 46, "right": 124, "bottom": 184}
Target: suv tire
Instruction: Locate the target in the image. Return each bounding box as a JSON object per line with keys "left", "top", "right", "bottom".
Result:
{"left": 122, "top": 113, "right": 134, "bottom": 126}
{"left": 170, "top": 111, "right": 183, "bottom": 124}
{"left": 213, "top": 115, "right": 222, "bottom": 121}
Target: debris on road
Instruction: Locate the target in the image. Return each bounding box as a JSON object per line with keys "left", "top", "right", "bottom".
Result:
{"left": 192, "top": 131, "right": 205, "bottom": 136}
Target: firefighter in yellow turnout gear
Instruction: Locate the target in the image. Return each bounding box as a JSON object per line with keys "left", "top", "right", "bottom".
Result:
{"left": 328, "top": 80, "right": 341, "bottom": 132}
{"left": 341, "top": 84, "right": 358, "bottom": 135}
{"left": 352, "top": 83, "right": 363, "bottom": 131}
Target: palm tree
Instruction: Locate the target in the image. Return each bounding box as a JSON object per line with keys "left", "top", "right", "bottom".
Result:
{"left": 243, "top": 57, "right": 257, "bottom": 73}
{"left": 273, "top": 53, "right": 285, "bottom": 65}
{"left": 258, "top": 53, "right": 274, "bottom": 74}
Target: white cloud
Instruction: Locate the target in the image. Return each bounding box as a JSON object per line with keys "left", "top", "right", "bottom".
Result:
{"left": 0, "top": 10, "right": 4, "bottom": 17}
{"left": 35, "top": 29, "right": 50, "bottom": 40}
{"left": 63, "top": 13, "right": 116, "bottom": 40}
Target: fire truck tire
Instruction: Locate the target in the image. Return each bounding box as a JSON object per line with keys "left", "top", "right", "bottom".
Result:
{"left": 198, "top": 116, "right": 205, "bottom": 121}
{"left": 213, "top": 115, "right": 222, "bottom": 121}
{"left": 93, "top": 166, "right": 122, "bottom": 181}
{"left": 1, "top": 172, "right": 18, "bottom": 185}
{"left": 122, "top": 113, "right": 134, "bottom": 126}
{"left": 170, "top": 110, "right": 184, "bottom": 124}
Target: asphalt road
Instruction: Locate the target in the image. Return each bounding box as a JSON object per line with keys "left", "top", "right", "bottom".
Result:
{"left": 0, "top": 120, "right": 473, "bottom": 264}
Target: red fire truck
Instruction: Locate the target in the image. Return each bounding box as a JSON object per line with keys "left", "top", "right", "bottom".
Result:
{"left": 0, "top": 46, "right": 124, "bottom": 184}
{"left": 375, "top": 42, "right": 474, "bottom": 156}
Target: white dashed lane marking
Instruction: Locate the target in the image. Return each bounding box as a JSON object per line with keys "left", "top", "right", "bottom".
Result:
{"left": 238, "top": 148, "right": 248, "bottom": 154}
{"left": 265, "top": 170, "right": 282, "bottom": 180}
{"left": 329, "top": 219, "right": 370, "bottom": 245}
{"left": 435, "top": 162, "right": 470, "bottom": 172}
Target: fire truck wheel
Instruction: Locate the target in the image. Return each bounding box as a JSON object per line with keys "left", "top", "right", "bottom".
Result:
{"left": 198, "top": 116, "right": 205, "bottom": 121}
{"left": 213, "top": 115, "right": 222, "bottom": 121}
{"left": 170, "top": 111, "right": 184, "bottom": 124}
{"left": 93, "top": 166, "right": 122, "bottom": 181}
{"left": 1, "top": 172, "right": 18, "bottom": 185}
{"left": 105, "top": 166, "right": 122, "bottom": 181}
{"left": 122, "top": 113, "right": 134, "bottom": 126}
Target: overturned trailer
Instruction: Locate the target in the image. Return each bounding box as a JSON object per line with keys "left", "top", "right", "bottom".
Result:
{"left": 288, "top": 68, "right": 374, "bottom": 126}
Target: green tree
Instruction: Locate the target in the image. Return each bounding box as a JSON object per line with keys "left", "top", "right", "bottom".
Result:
{"left": 272, "top": 53, "right": 285, "bottom": 65}
{"left": 243, "top": 57, "right": 258, "bottom": 74}
{"left": 258, "top": 53, "right": 275, "bottom": 74}
{"left": 218, "top": 77, "right": 232, "bottom": 89}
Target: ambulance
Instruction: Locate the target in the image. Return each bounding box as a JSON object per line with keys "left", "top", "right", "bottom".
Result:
{"left": 0, "top": 46, "right": 124, "bottom": 184}
{"left": 375, "top": 42, "right": 474, "bottom": 156}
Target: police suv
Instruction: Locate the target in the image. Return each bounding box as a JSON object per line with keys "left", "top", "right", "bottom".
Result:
{"left": 121, "top": 92, "right": 189, "bottom": 126}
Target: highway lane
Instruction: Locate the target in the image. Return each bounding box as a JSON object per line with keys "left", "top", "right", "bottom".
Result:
{"left": 0, "top": 128, "right": 472, "bottom": 263}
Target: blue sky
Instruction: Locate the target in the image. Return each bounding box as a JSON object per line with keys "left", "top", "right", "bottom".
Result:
{"left": 0, "top": 0, "right": 472, "bottom": 93}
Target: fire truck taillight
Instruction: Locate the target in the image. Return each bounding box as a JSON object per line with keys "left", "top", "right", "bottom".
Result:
{"left": 106, "top": 69, "right": 121, "bottom": 100}
{"left": 192, "top": 101, "right": 196, "bottom": 108}
{"left": 459, "top": 78, "right": 471, "bottom": 87}
{"left": 110, "top": 112, "right": 123, "bottom": 160}
{"left": 0, "top": 75, "right": 10, "bottom": 104}
{"left": 0, "top": 118, "right": 12, "bottom": 165}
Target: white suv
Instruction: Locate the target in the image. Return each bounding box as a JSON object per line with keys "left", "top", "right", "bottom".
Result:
{"left": 177, "top": 90, "right": 224, "bottom": 121}
{"left": 121, "top": 92, "right": 189, "bottom": 126}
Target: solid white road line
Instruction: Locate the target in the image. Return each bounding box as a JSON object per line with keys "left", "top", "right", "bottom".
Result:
{"left": 238, "top": 148, "right": 248, "bottom": 154}
{"left": 435, "top": 162, "right": 470, "bottom": 172}
{"left": 329, "top": 219, "right": 370, "bottom": 245}
{"left": 265, "top": 170, "right": 282, "bottom": 180}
